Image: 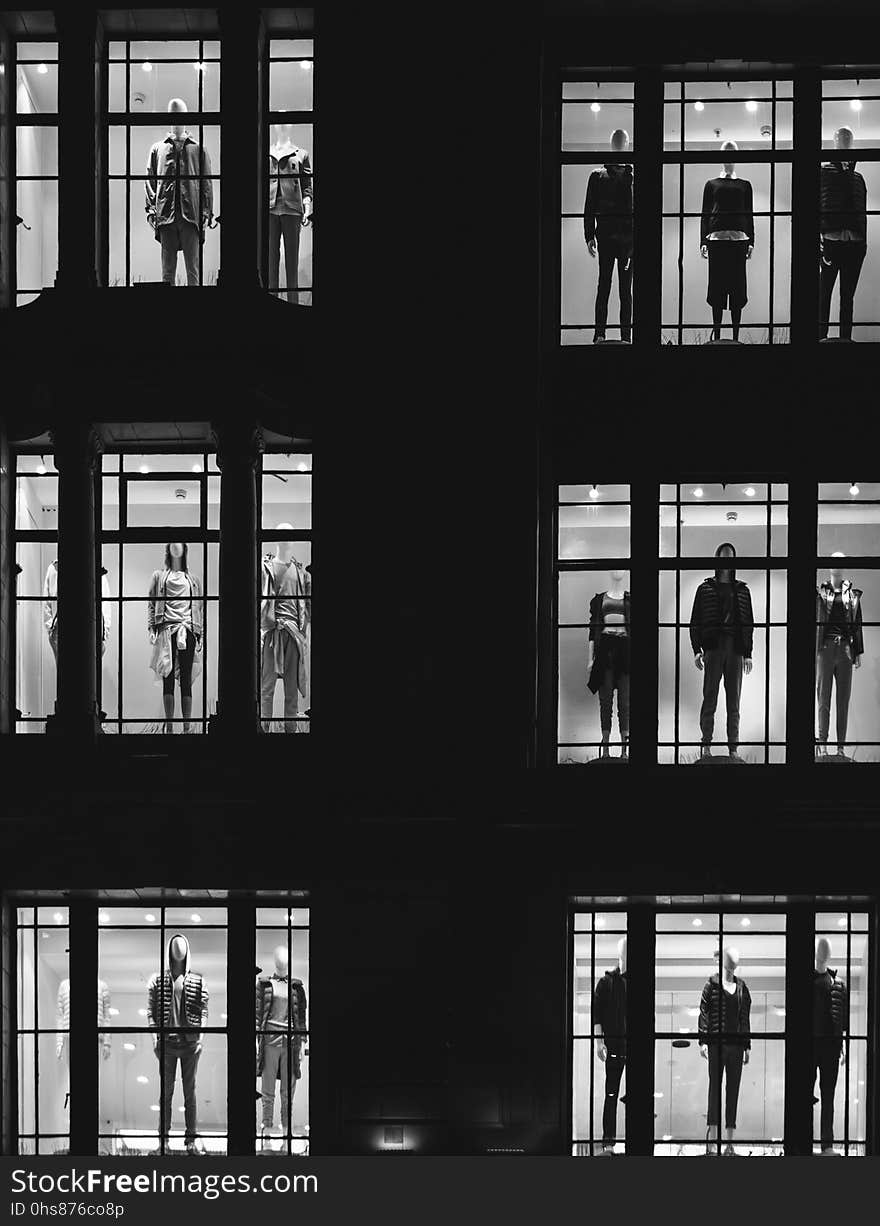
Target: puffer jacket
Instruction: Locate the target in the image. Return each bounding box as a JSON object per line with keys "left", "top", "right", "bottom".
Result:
{"left": 816, "top": 581, "right": 864, "bottom": 658}
{"left": 147, "top": 933, "right": 208, "bottom": 1034}
{"left": 583, "top": 164, "right": 634, "bottom": 246}
{"left": 698, "top": 973, "right": 751, "bottom": 1048}
{"left": 820, "top": 161, "right": 867, "bottom": 243}
{"left": 256, "top": 974, "right": 308, "bottom": 1077}
{"left": 689, "top": 576, "right": 754, "bottom": 658}
{"left": 814, "top": 968, "right": 848, "bottom": 1037}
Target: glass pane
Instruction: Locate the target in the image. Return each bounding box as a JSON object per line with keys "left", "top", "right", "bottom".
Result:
{"left": 17, "top": 176, "right": 57, "bottom": 292}
{"left": 659, "top": 494, "right": 787, "bottom": 557}
{"left": 558, "top": 500, "right": 630, "bottom": 560}
{"left": 270, "top": 40, "right": 315, "bottom": 58}
{"left": 130, "top": 40, "right": 201, "bottom": 61}
{"left": 561, "top": 164, "right": 634, "bottom": 341}
{"left": 16, "top": 125, "right": 57, "bottom": 174}
{"left": 270, "top": 60, "right": 314, "bottom": 111}
{"left": 815, "top": 567, "right": 879, "bottom": 760}
{"left": 15, "top": 597, "right": 57, "bottom": 729}
{"left": 126, "top": 480, "right": 202, "bottom": 528}
{"left": 16, "top": 63, "right": 57, "bottom": 113}
{"left": 562, "top": 101, "right": 634, "bottom": 152}
{"left": 260, "top": 538, "right": 311, "bottom": 734}
{"left": 261, "top": 473, "right": 311, "bottom": 530}
{"left": 818, "top": 496, "right": 880, "bottom": 556}
{"left": 818, "top": 162, "right": 879, "bottom": 340}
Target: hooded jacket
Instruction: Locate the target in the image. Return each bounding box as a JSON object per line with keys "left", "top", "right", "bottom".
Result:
{"left": 583, "top": 164, "right": 634, "bottom": 246}
{"left": 820, "top": 161, "right": 867, "bottom": 243}
{"left": 816, "top": 580, "right": 864, "bottom": 658}
{"left": 256, "top": 973, "right": 308, "bottom": 1077}
{"left": 592, "top": 966, "right": 627, "bottom": 1056}
{"left": 147, "top": 933, "right": 208, "bottom": 1037}
{"left": 689, "top": 574, "right": 754, "bottom": 658}
{"left": 813, "top": 967, "right": 848, "bottom": 1038}
{"left": 698, "top": 973, "right": 751, "bottom": 1049}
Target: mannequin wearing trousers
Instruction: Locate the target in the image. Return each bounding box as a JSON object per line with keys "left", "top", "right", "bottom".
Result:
{"left": 587, "top": 573, "right": 630, "bottom": 759}
{"left": 813, "top": 938, "right": 848, "bottom": 1154}
{"left": 816, "top": 554, "right": 864, "bottom": 758}
{"left": 699, "top": 947, "right": 751, "bottom": 1155}
{"left": 261, "top": 528, "right": 311, "bottom": 731}
{"left": 268, "top": 124, "right": 313, "bottom": 303}
{"left": 583, "top": 129, "right": 633, "bottom": 343}
{"left": 592, "top": 938, "right": 627, "bottom": 1153}
{"left": 148, "top": 543, "right": 203, "bottom": 734}
{"left": 44, "top": 561, "right": 112, "bottom": 663}
{"left": 700, "top": 141, "right": 754, "bottom": 342}
{"left": 820, "top": 126, "right": 868, "bottom": 341}
{"left": 147, "top": 933, "right": 208, "bottom": 1153}
{"left": 256, "top": 946, "right": 308, "bottom": 1136}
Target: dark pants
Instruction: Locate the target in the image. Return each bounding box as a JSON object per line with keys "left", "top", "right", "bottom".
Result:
{"left": 162, "top": 628, "right": 196, "bottom": 698}
{"left": 261, "top": 632, "right": 301, "bottom": 730}
{"left": 816, "top": 639, "right": 853, "bottom": 748}
{"left": 700, "top": 636, "right": 744, "bottom": 752}
{"left": 161, "top": 1039, "right": 200, "bottom": 1144}
{"left": 594, "top": 238, "right": 633, "bottom": 341}
{"left": 602, "top": 1050, "right": 626, "bottom": 1143}
{"left": 819, "top": 242, "right": 866, "bottom": 340}
{"left": 598, "top": 670, "right": 630, "bottom": 740}
{"left": 706, "top": 1045, "right": 745, "bottom": 1129}
{"left": 706, "top": 240, "right": 749, "bottom": 309}
{"left": 159, "top": 219, "right": 200, "bottom": 286}
{"left": 813, "top": 1038, "right": 842, "bottom": 1149}
{"left": 269, "top": 212, "right": 302, "bottom": 304}
{"left": 260, "top": 1032, "right": 300, "bottom": 1130}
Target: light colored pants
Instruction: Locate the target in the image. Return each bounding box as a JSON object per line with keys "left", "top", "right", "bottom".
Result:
{"left": 261, "top": 633, "right": 301, "bottom": 730}
{"left": 261, "top": 1033, "right": 295, "bottom": 1129}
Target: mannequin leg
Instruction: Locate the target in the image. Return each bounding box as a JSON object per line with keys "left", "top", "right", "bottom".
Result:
{"left": 617, "top": 244, "right": 633, "bottom": 342}
{"left": 816, "top": 645, "right": 834, "bottom": 749}
{"left": 834, "top": 644, "right": 853, "bottom": 754}
{"left": 818, "top": 250, "right": 839, "bottom": 339}
{"left": 711, "top": 305, "right": 724, "bottom": 341}
{"left": 261, "top": 1035, "right": 283, "bottom": 1130}
{"left": 723, "top": 1046, "right": 744, "bottom": 1148}
{"left": 180, "top": 221, "right": 200, "bottom": 287}
{"left": 617, "top": 672, "right": 630, "bottom": 756}
{"left": 594, "top": 242, "right": 614, "bottom": 341}
{"left": 260, "top": 636, "right": 278, "bottom": 731}
{"left": 730, "top": 306, "right": 742, "bottom": 342}
{"left": 282, "top": 635, "right": 301, "bottom": 732}
{"left": 180, "top": 1041, "right": 200, "bottom": 1148}
{"left": 598, "top": 666, "right": 614, "bottom": 757}
{"left": 699, "top": 648, "right": 724, "bottom": 753}
{"left": 816, "top": 1039, "right": 841, "bottom": 1150}
{"left": 837, "top": 245, "right": 866, "bottom": 340}
{"left": 159, "top": 224, "right": 179, "bottom": 285}
{"left": 602, "top": 1051, "right": 625, "bottom": 1147}
{"left": 268, "top": 214, "right": 282, "bottom": 297}
{"left": 177, "top": 630, "right": 196, "bottom": 733}
{"left": 280, "top": 215, "right": 302, "bottom": 305}
{"left": 722, "top": 640, "right": 743, "bottom": 756}
{"left": 160, "top": 1045, "right": 178, "bottom": 1144}
{"left": 706, "top": 1046, "right": 721, "bottom": 1151}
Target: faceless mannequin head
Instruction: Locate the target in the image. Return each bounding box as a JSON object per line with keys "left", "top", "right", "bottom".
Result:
{"left": 169, "top": 934, "right": 188, "bottom": 975}
{"left": 721, "top": 945, "right": 740, "bottom": 977}
{"left": 165, "top": 542, "right": 188, "bottom": 571}
{"left": 721, "top": 139, "right": 738, "bottom": 175}
{"left": 168, "top": 97, "right": 188, "bottom": 137}
{"left": 816, "top": 936, "right": 832, "bottom": 971}
{"left": 834, "top": 126, "right": 855, "bottom": 152}
{"left": 714, "top": 541, "right": 736, "bottom": 581}
{"left": 609, "top": 568, "right": 627, "bottom": 587}
{"left": 829, "top": 551, "right": 846, "bottom": 587}
{"left": 273, "top": 945, "right": 289, "bottom": 976}
{"left": 617, "top": 935, "right": 628, "bottom": 973}
{"left": 274, "top": 524, "right": 296, "bottom": 562}
{"left": 272, "top": 122, "right": 295, "bottom": 145}
{"left": 610, "top": 128, "right": 630, "bottom": 154}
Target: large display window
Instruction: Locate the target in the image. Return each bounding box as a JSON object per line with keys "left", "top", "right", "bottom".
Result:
{"left": 264, "top": 38, "right": 314, "bottom": 305}
{"left": 14, "top": 40, "right": 58, "bottom": 306}
{"left": 256, "top": 907, "right": 310, "bottom": 1152}
{"left": 16, "top": 907, "right": 70, "bottom": 1154}
{"left": 13, "top": 451, "right": 59, "bottom": 733}
{"left": 100, "top": 452, "right": 220, "bottom": 733}
{"left": 813, "top": 911, "right": 869, "bottom": 1155}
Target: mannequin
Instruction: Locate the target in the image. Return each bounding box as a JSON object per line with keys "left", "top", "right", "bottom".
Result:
{"left": 700, "top": 141, "right": 754, "bottom": 342}
{"left": 148, "top": 543, "right": 203, "bottom": 733}
{"left": 147, "top": 933, "right": 208, "bottom": 1154}
{"left": 261, "top": 526, "right": 311, "bottom": 732}
{"left": 43, "top": 562, "right": 112, "bottom": 662}
{"left": 813, "top": 937, "right": 848, "bottom": 1154}
{"left": 268, "top": 124, "right": 313, "bottom": 304}
{"left": 587, "top": 571, "right": 630, "bottom": 758}
{"left": 816, "top": 552, "right": 864, "bottom": 759}
{"left": 584, "top": 129, "right": 633, "bottom": 343}
{"left": 690, "top": 543, "right": 754, "bottom": 761}
{"left": 256, "top": 946, "right": 308, "bottom": 1139}
{"left": 593, "top": 936, "right": 627, "bottom": 1153}
{"left": 56, "top": 977, "right": 112, "bottom": 1110}
{"left": 820, "top": 127, "right": 868, "bottom": 341}
{"left": 699, "top": 946, "right": 751, "bottom": 1155}
{"left": 146, "top": 99, "right": 214, "bottom": 286}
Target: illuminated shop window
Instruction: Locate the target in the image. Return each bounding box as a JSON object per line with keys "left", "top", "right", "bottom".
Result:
{"left": 820, "top": 80, "right": 880, "bottom": 341}
{"left": 97, "top": 906, "right": 228, "bottom": 1156}
{"left": 259, "top": 449, "right": 312, "bottom": 733}
{"left": 264, "top": 38, "right": 314, "bottom": 305}
{"left": 107, "top": 40, "right": 220, "bottom": 287}
{"left": 560, "top": 81, "right": 635, "bottom": 345}
{"left": 662, "top": 80, "right": 793, "bottom": 345}
{"left": 557, "top": 484, "right": 630, "bottom": 764}
{"left": 815, "top": 483, "right": 880, "bottom": 761}
{"left": 14, "top": 41, "right": 58, "bottom": 306}
{"left": 654, "top": 910, "right": 786, "bottom": 1156}
{"left": 658, "top": 482, "right": 789, "bottom": 764}
{"left": 16, "top": 907, "right": 70, "bottom": 1154}
{"left": 100, "top": 453, "right": 220, "bottom": 733}
{"left": 256, "top": 907, "right": 311, "bottom": 1153}
{"left": 13, "top": 449, "right": 59, "bottom": 733}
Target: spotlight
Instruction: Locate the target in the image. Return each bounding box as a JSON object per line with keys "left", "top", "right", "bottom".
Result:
{"left": 149, "top": 1105, "right": 160, "bottom": 1113}
{"left": 744, "top": 486, "right": 756, "bottom": 497}
{"left": 300, "top": 60, "right": 312, "bottom": 71}
{"left": 192, "top": 464, "right": 202, "bottom": 473}
{"left": 145, "top": 913, "right": 156, "bottom": 923}
{"left": 838, "top": 916, "right": 847, "bottom": 927}
{"left": 141, "top": 62, "right": 152, "bottom": 72}
{"left": 694, "top": 101, "right": 704, "bottom": 112}
{"left": 53, "top": 912, "right": 63, "bottom": 924}
{"left": 99, "top": 911, "right": 110, "bottom": 924}
{"left": 123, "top": 1042, "right": 136, "bottom": 1051}
{"left": 139, "top": 465, "right": 150, "bottom": 474}
{"left": 136, "top": 1075, "right": 149, "bottom": 1084}
{"left": 693, "top": 486, "right": 704, "bottom": 498}
{"left": 589, "top": 485, "right": 600, "bottom": 499}
{"left": 297, "top": 461, "right": 308, "bottom": 472}
{"left": 850, "top": 99, "right": 862, "bottom": 112}
{"left": 37, "top": 456, "right": 47, "bottom": 475}
{"left": 745, "top": 100, "right": 758, "bottom": 113}
{"left": 740, "top": 917, "right": 751, "bottom": 927}
{"left": 37, "top": 63, "right": 48, "bottom": 75}
{"left": 849, "top": 483, "right": 860, "bottom": 496}
{"left": 590, "top": 102, "right": 601, "bottom": 113}
{"left": 692, "top": 917, "right": 702, "bottom": 927}
{"left": 190, "top": 913, "right": 202, "bottom": 923}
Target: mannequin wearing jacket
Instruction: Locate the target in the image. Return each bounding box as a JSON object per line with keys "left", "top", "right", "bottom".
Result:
{"left": 593, "top": 937, "right": 627, "bottom": 1153}
{"left": 146, "top": 98, "right": 214, "bottom": 286}
{"left": 699, "top": 946, "right": 751, "bottom": 1155}
{"left": 587, "top": 572, "right": 630, "bottom": 759}
{"left": 256, "top": 946, "right": 308, "bottom": 1137}
{"left": 700, "top": 141, "right": 754, "bottom": 342}
{"left": 269, "top": 124, "right": 313, "bottom": 304}
{"left": 813, "top": 937, "right": 848, "bottom": 1154}
{"left": 261, "top": 526, "right": 311, "bottom": 732}
{"left": 44, "top": 561, "right": 112, "bottom": 663}
{"left": 816, "top": 553, "right": 864, "bottom": 758}
{"left": 583, "top": 129, "right": 633, "bottom": 343}
{"left": 56, "top": 978, "right": 112, "bottom": 1111}
{"left": 147, "top": 933, "right": 208, "bottom": 1152}
{"left": 820, "top": 127, "right": 868, "bottom": 341}
{"left": 148, "top": 543, "right": 203, "bottom": 734}
{"left": 690, "top": 543, "right": 754, "bottom": 760}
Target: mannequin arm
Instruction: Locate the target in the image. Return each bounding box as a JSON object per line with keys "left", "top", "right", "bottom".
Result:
{"left": 145, "top": 145, "right": 159, "bottom": 226}
{"left": 44, "top": 566, "right": 56, "bottom": 632}
{"left": 301, "top": 152, "right": 314, "bottom": 215}
{"left": 583, "top": 171, "right": 597, "bottom": 246}
{"left": 147, "top": 570, "right": 161, "bottom": 633}
{"left": 201, "top": 146, "right": 214, "bottom": 224}
{"left": 688, "top": 589, "right": 703, "bottom": 658}
{"left": 740, "top": 585, "right": 755, "bottom": 660}
{"left": 700, "top": 180, "right": 713, "bottom": 249}
{"left": 101, "top": 573, "right": 112, "bottom": 633}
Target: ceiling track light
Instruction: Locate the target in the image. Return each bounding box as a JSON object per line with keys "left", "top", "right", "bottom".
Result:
{"left": 849, "top": 482, "right": 860, "bottom": 496}
{"left": 589, "top": 484, "right": 599, "bottom": 499}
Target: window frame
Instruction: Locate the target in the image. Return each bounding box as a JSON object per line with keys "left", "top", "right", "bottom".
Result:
{"left": 12, "top": 38, "right": 59, "bottom": 307}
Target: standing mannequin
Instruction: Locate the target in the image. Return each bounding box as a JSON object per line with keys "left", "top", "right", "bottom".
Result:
{"left": 593, "top": 937, "right": 627, "bottom": 1153}
{"left": 700, "top": 141, "right": 754, "bottom": 342}
{"left": 816, "top": 552, "right": 864, "bottom": 759}
{"left": 146, "top": 99, "right": 214, "bottom": 286}
{"left": 147, "top": 933, "right": 208, "bottom": 1154}
{"left": 44, "top": 561, "right": 112, "bottom": 662}
{"left": 699, "top": 946, "right": 751, "bottom": 1155}
{"left": 584, "top": 129, "right": 634, "bottom": 343}
{"left": 256, "top": 947, "right": 308, "bottom": 1139}
{"left": 148, "top": 543, "right": 203, "bottom": 734}
{"left": 56, "top": 978, "right": 112, "bottom": 1111}
{"left": 820, "top": 127, "right": 868, "bottom": 341}
{"left": 813, "top": 937, "right": 848, "bottom": 1155}
{"left": 268, "top": 124, "right": 313, "bottom": 303}
{"left": 261, "top": 526, "right": 311, "bottom": 732}
{"left": 587, "top": 571, "right": 630, "bottom": 758}
{"left": 691, "top": 543, "right": 754, "bottom": 761}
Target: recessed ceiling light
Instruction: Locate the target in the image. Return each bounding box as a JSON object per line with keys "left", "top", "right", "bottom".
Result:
{"left": 37, "top": 463, "right": 47, "bottom": 475}
{"left": 145, "top": 913, "right": 156, "bottom": 923}
{"left": 41, "top": 931, "right": 49, "bottom": 939}
{"left": 37, "top": 63, "right": 48, "bottom": 75}
{"left": 740, "top": 917, "right": 751, "bottom": 927}
{"left": 99, "top": 911, "right": 110, "bottom": 924}
{"left": 745, "top": 100, "right": 758, "bottom": 113}
{"left": 694, "top": 101, "right": 704, "bottom": 112}
{"left": 192, "top": 464, "right": 202, "bottom": 473}
{"left": 139, "top": 465, "right": 150, "bottom": 474}
{"left": 744, "top": 487, "right": 756, "bottom": 497}
{"left": 849, "top": 483, "right": 860, "bottom": 496}
{"left": 654, "top": 1091, "right": 664, "bottom": 1099}
{"left": 220, "top": 1012, "right": 228, "bottom": 1020}
{"left": 850, "top": 99, "right": 862, "bottom": 112}
{"left": 141, "top": 62, "right": 152, "bottom": 72}
{"left": 693, "top": 487, "right": 704, "bottom": 498}
{"left": 194, "top": 62, "right": 206, "bottom": 72}
{"left": 692, "top": 917, "right": 702, "bottom": 927}
{"left": 137, "top": 1008, "right": 147, "bottom": 1017}
{"left": 589, "top": 485, "right": 600, "bottom": 499}
{"left": 297, "top": 462, "right": 308, "bottom": 472}
{"left": 108, "top": 1007, "right": 119, "bottom": 1016}
{"left": 136, "top": 1075, "right": 149, "bottom": 1084}
{"left": 838, "top": 917, "right": 847, "bottom": 927}
{"left": 591, "top": 102, "right": 601, "bottom": 113}
{"left": 300, "top": 60, "right": 312, "bottom": 71}
{"left": 190, "top": 913, "right": 202, "bottom": 923}
{"left": 123, "top": 1042, "right": 136, "bottom": 1051}
{"left": 596, "top": 916, "right": 605, "bottom": 927}
{"left": 149, "top": 1104, "right": 160, "bottom": 1112}
{"left": 662, "top": 1134, "right": 673, "bottom": 1142}
{"left": 53, "top": 912, "right": 64, "bottom": 923}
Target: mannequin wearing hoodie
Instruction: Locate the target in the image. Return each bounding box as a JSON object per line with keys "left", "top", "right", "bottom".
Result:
{"left": 699, "top": 946, "right": 751, "bottom": 1155}
{"left": 587, "top": 572, "right": 630, "bottom": 758}
{"left": 700, "top": 141, "right": 754, "bottom": 342}
{"left": 816, "top": 553, "right": 864, "bottom": 758}
{"left": 147, "top": 933, "right": 208, "bottom": 1152}
{"left": 256, "top": 946, "right": 308, "bottom": 1135}
{"left": 261, "top": 526, "right": 311, "bottom": 731}
{"left": 813, "top": 937, "right": 848, "bottom": 1154}
{"left": 820, "top": 127, "right": 868, "bottom": 341}
{"left": 583, "top": 129, "right": 633, "bottom": 343}
{"left": 592, "top": 937, "right": 627, "bottom": 1152}
{"left": 44, "top": 561, "right": 113, "bottom": 663}
{"left": 690, "top": 543, "right": 754, "bottom": 760}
